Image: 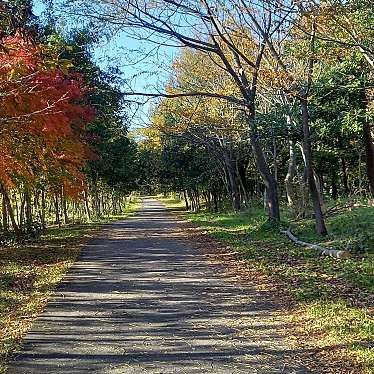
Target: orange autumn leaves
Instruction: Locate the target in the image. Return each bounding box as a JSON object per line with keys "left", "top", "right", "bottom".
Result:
{"left": 0, "top": 33, "right": 95, "bottom": 197}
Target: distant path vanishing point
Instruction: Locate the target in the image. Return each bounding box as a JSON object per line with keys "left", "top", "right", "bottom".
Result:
{"left": 8, "top": 198, "right": 312, "bottom": 374}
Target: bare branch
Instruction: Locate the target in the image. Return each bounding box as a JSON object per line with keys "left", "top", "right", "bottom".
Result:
{"left": 123, "top": 90, "right": 246, "bottom": 106}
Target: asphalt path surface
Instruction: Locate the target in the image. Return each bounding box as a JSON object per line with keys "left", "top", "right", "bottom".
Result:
{"left": 8, "top": 199, "right": 312, "bottom": 373}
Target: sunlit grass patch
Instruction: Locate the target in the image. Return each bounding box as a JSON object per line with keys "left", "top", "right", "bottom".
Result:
{"left": 294, "top": 205, "right": 374, "bottom": 254}
{"left": 0, "top": 242, "right": 77, "bottom": 373}
{"left": 293, "top": 300, "right": 374, "bottom": 374}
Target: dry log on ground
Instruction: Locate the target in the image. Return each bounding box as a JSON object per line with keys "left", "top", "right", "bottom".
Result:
{"left": 280, "top": 228, "right": 352, "bottom": 259}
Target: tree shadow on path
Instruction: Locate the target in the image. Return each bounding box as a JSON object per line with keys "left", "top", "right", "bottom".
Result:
{"left": 8, "top": 199, "right": 316, "bottom": 374}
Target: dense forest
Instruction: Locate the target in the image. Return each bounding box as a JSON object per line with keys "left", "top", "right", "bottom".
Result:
{"left": 0, "top": 0, "right": 143, "bottom": 240}
{"left": 120, "top": 0, "right": 373, "bottom": 238}
{"left": 1, "top": 0, "right": 373, "bottom": 242}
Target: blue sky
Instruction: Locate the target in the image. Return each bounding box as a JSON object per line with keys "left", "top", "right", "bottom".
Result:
{"left": 32, "top": 1, "right": 176, "bottom": 129}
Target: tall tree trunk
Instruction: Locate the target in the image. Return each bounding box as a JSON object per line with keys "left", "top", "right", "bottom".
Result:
{"left": 224, "top": 155, "right": 241, "bottom": 211}
{"left": 183, "top": 190, "right": 189, "bottom": 210}
{"left": 41, "top": 190, "right": 46, "bottom": 228}
{"left": 285, "top": 140, "right": 297, "bottom": 209}
{"left": 236, "top": 159, "right": 249, "bottom": 207}
{"left": 83, "top": 190, "right": 91, "bottom": 221}
{"left": 61, "top": 188, "right": 69, "bottom": 224}
{"left": 188, "top": 189, "right": 196, "bottom": 212}
{"left": 14, "top": 193, "right": 19, "bottom": 226}
{"left": 341, "top": 157, "right": 350, "bottom": 196}
{"left": 194, "top": 186, "right": 200, "bottom": 211}
{"left": 34, "top": 191, "right": 41, "bottom": 225}
{"left": 358, "top": 150, "right": 363, "bottom": 192}
{"left": 0, "top": 183, "right": 21, "bottom": 236}
{"left": 331, "top": 169, "right": 338, "bottom": 200}
{"left": 54, "top": 195, "right": 61, "bottom": 227}
{"left": 24, "top": 188, "right": 33, "bottom": 232}
{"left": 202, "top": 190, "right": 208, "bottom": 207}
{"left": 249, "top": 131, "right": 280, "bottom": 221}
{"left": 62, "top": 195, "right": 69, "bottom": 224}
{"left": 299, "top": 143, "right": 311, "bottom": 218}
{"left": 314, "top": 173, "right": 324, "bottom": 207}
{"left": 273, "top": 137, "right": 278, "bottom": 182}
{"left": 363, "top": 119, "right": 374, "bottom": 196}
{"left": 300, "top": 99, "right": 328, "bottom": 235}
{"left": 2, "top": 195, "right": 8, "bottom": 231}
{"left": 19, "top": 195, "right": 25, "bottom": 229}
{"left": 211, "top": 186, "right": 219, "bottom": 212}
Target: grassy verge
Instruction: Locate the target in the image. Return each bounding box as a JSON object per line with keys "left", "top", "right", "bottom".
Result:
{"left": 162, "top": 197, "right": 373, "bottom": 374}
{"left": 0, "top": 200, "right": 140, "bottom": 373}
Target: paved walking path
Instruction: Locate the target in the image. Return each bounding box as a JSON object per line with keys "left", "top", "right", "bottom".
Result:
{"left": 8, "top": 199, "right": 311, "bottom": 373}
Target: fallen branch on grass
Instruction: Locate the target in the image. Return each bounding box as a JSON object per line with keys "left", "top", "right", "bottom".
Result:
{"left": 280, "top": 228, "right": 352, "bottom": 259}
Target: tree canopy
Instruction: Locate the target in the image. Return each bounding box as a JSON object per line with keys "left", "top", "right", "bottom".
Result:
{"left": 0, "top": 0, "right": 373, "bottom": 238}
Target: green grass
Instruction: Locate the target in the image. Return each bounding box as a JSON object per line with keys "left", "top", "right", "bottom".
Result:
{"left": 163, "top": 197, "right": 374, "bottom": 373}
{"left": 0, "top": 200, "right": 140, "bottom": 373}
{"left": 294, "top": 205, "right": 374, "bottom": 254}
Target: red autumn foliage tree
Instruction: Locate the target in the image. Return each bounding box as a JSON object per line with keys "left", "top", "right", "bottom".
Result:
{"left": 0, "top": 32, "right": 95, "bottom": 234}
{"left": 0, "top": 32, "right": 95, "bottom": 196}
